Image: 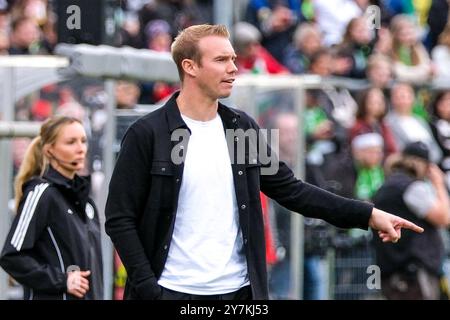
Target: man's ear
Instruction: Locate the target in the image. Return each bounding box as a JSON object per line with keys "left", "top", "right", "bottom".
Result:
{"left": 181, "top": 58, "right": 197, "bottom": 78}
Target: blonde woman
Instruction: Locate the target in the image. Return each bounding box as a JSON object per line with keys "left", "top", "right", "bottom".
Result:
{"left": 0, "top": 116, "right": 103, "bottom": 300}
{"left": 390, "top": 14, "right": 434, "bottom": 85}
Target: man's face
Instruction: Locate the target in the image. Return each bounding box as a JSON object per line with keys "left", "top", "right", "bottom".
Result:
{"left": 194, "top": 35, "right": 238, "bottom": 99}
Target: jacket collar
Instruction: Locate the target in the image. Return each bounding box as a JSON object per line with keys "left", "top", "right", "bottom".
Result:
{"left": 43, "top": 165, "right": 74, "bottom": 188}
{"left": 164, "top": 91, "right": 241, "bottom": 133}
{"left": 43, "top": 165, "right": 91, "bottom": 210}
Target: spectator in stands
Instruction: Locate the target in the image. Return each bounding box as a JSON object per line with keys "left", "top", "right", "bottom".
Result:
{"left": 244, "top": 0, "right": 301, "bottom": 63}
{"left": 313, "top": 0, "right": 362, "bottom": 47}
{"left": 308, "top": 48, "right": 333, "bottom": 76}
{"left": 335, "top": 16, "right": 375, "bottom": 78}
{"left": 139, "top": 0, "right": 212, "bottom": 40}
{"left": 308, "top": 49, "right": 357, "bottom": 130}
{"left": 385, "top": 83, "right": 442, "bottom": 163}
{"left": 304, "top": 88, "right": 338, "bottom": 170}
{"left": 144, "top": 19, "right": 172, "bottom": 52}
{"left": 119, "top": 11, "right": 143, "bottom": 48}
{"left": 140, "top": 19, "right": 177, "bottom": 104}
{"left": 429, "top": 90, "right": 450, "bottom": 186}
{"left": 8, "top": 16, "right": 44, "bottom": 55}
{"left": 283, "top": 22, "right": 323, "bottom": 74}
{"left": 351, "top": 132, "right": 385, "bottom": 201}
{"left": 233, "top": 21, "right": 289, "bottom": 75}
{"left": 350, "top": 87, "right": 397, "bottom": 156}
{"left": 373, "top": 141, "right": 450, "bottom": 299}
{"left": 115, "top": 80, "right": 141, "bottom": 110}
{"left": 0, "top": 116, "right": 104, "bottom": 300}
{"left": 389, "top": 14, "right": 434, "bottom": 85}
{"left": 366, "top": 54, "right": 394, "bottom": 93}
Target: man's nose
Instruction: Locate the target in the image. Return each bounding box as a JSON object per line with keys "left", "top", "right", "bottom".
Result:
{"left": 229, "top": 61, "right": 238, "bottom": 73}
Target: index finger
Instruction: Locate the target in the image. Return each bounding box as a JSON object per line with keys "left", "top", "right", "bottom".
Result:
{"left": 399, "top": 219, "right": 424, "bottom": 233}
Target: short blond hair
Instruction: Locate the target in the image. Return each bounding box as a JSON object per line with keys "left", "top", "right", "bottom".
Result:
{"left": 171, "top": 24, "right": 230, "bottom": 81}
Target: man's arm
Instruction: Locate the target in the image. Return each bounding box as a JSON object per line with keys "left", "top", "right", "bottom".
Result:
{"left": 369, "top": 208, "right": 424, "bottom": 243}
{"left": 260, "top": 160, "right": 373, "bottom": 229}
{"left": 105, "top": 125, "right": 160, "bottom": 299}
{"left": 251, "top": 116, "right": 424, "bottom": 242}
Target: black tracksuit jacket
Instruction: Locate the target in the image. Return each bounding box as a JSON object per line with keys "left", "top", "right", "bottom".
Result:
{"left": 105, "top": 92, "right": 373, "bottom": 300}
{"left": 0, "top": 166, "right": 103, "bottom": 300}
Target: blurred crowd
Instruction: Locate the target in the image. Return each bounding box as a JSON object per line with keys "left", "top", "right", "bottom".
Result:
{"left": 1, "top": 0, "right": 450, "bottom": 300}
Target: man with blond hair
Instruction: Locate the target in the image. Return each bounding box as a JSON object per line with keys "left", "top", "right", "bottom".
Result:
{"left": 105, "top": 24, "right": 423, "bottom": 300}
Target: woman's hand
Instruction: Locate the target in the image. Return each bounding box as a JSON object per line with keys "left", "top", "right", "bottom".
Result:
{"left": 67, "top": 270, "right": 90, "bottom": 298}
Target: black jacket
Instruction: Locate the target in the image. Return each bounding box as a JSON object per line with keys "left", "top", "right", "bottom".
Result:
{"left": 372, "top": 170, "right": 444, "bottom": 277}
{"left": 0, "top": 166, "right": 103, "bottom": 300}
{"left": 105, "top": 92, "right": 373, "bottom": 300}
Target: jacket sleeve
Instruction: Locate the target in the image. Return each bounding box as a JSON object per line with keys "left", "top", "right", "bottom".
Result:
{"left": 0, "top": 183, "right": 67, "bottom": 293}
{"left": 260, "top": 162, "right": 373, "bottom": 229}
{"left": 105, "top": 125, "right": 160, "bottom": 299}
{"left": 246, "top": 117, "right": 373, "bottom": 229}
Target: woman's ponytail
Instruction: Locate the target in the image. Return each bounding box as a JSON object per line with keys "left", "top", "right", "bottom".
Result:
{"left": 14, "top": 136, "right": 45, "bottom": 211}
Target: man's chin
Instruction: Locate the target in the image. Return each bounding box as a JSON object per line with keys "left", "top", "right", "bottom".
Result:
{"left": 218, "top": 91, "right": 232, "bottom": 99}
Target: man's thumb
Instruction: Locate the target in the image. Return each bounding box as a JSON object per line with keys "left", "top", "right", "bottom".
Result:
{"left": 387, "top": 225, "right": 399, "bottom": 242}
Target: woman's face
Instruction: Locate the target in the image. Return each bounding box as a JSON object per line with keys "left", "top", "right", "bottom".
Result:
{"left": 395, "top": 21, "right": 417, "bottom": 46}
{"left": 436, "top": 92, "right": 450, "bottom": 121}
{"left": 391, "top": 85, "right": 415, "bottom": 114}
{"left": 350, "top": 19, "right": 372, "bottom": 45}
{"left": 310, "top": 54, "right": 332, "bottom": 76}
{"left": 366, "top": 89, "right": 386, "bottom": 119}
{"left": 47, "top": 122, "right": 87, "bottom": 179}
{"left": 300, "top": 32, "right": 321, "bottom": 56}
{"left": 368, "top": 60, "right": 392, "bottom": 88}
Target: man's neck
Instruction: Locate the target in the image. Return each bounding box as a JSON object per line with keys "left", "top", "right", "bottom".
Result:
{"left": 176, "top": 87, "right": 219, "bottom": 121}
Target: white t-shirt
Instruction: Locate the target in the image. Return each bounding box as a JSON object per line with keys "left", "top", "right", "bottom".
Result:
{"left": 158, "top": 113, "right": 249, "bottom": 294}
